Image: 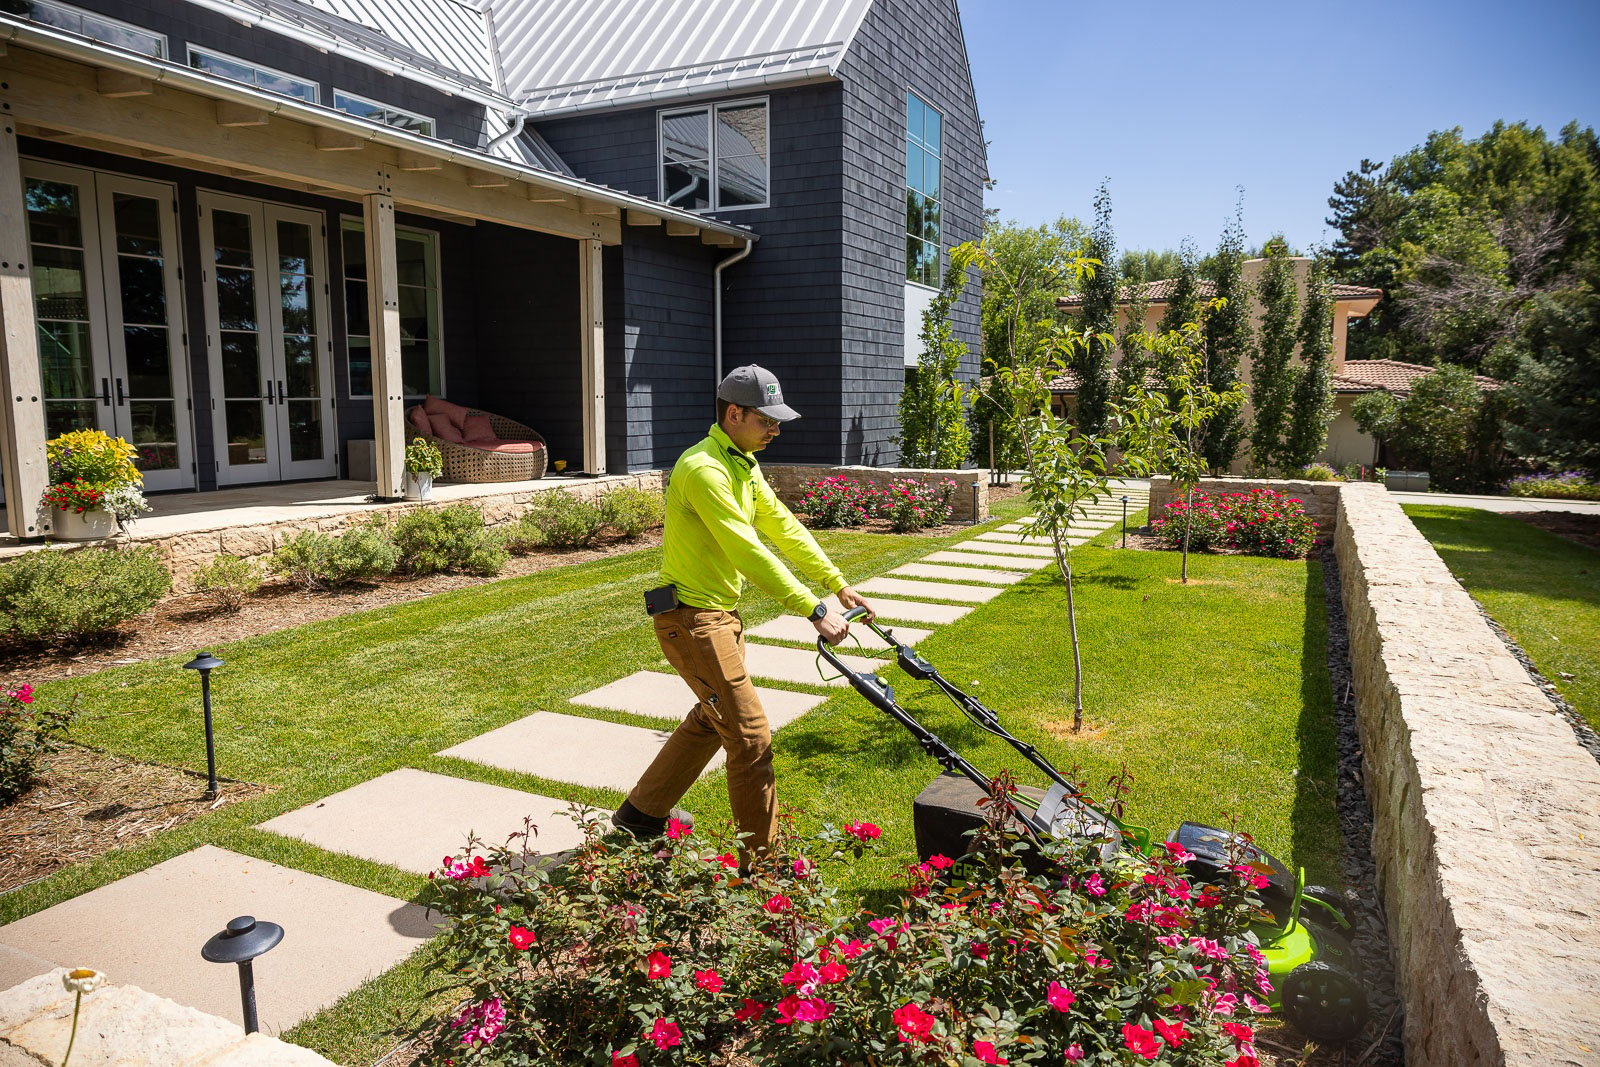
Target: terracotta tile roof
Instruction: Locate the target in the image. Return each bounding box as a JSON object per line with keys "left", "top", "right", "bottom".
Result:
{"left": 1333, "top": 360, "right": 1502, "bottom": 396}
{"left": 1046, "top": 368, "right": 1164, "bottom": 393}
{"left": 1058, "top": 278, "right": 1383, "bottom": 310}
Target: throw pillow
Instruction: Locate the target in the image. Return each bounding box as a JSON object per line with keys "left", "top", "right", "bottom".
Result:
{"left": 463, "top": 414, "right": 497, "bottom": 442}
{"left": 428, "top": 414, "right": 465, "bottom": 443}
{"left": 422, "top": 394, "right": 470, "bottom": 432}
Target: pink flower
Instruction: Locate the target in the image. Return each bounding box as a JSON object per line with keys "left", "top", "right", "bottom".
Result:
{"left": 1162, "top": 840, "right": 1196, "bottom": 864}
{"left": 694, "top": 968, "right": 723, "bottom": 993}
{"left": 763, "top": 894, "right": 792, "bottom": 914}
{"left": 832, "top": 938, "right": 867, "bottom": 959}
{"left": 773, "top": 994, "right": 806, "bottom": 1024}
{"left": 1189, "top": 936, "right": 1228, "bottom": 961}
{"left": 1123, "top": 1022, "right": 1161, "bottom": 1059}
{"left": 647, "top": 951, "right": 672, "bottom": 980}
{"left": 1228, "top": 1056, "right": 1261, "bottom": 1067}
{"left": 926, "top": 853, "right": 955, "bottom": 870}
{"left": 893, "top": 1002, "right": 936, "bottom": 1044}
{"left": 792, "top": 858, "right": 811, "bottom": 877}
{"left": 1084, "top": 872, "right": 1106, "bottom": 896}
{"left": 793, "top": 997, "right": 833, "bottom": 1023}
{"left": 444, "top": 855, "right": 492, "bottom": 880}
{"left": 7, "top": 684, "right": 34, "bottom": 705}
{"left": 973, "top": 1039, "right": 1008, "bottom": 1064}
{"left": 970, "top": 940, "right": 990, "bottom": 960}
{"left": 1065, "top": 1043, "right": 1085, "bottom": 1061}
{"left": 1244, "top": 993, "right": 1271, "bottom": 1014}
{"left": 1046, "top": 981, "right": 1076, "bottom": 1012}
{"left": 452, "top": 997, "right": 505, "bottom": 1047}
{"left": 733, "top": 998, "right": 765, "bottom": 1022}
{"left": 507, "top": 925, "right": 535, "bottom": 950}
{"left": 665, "top": 817, "right": 691, "bottom": 839}
{"left": 646, "top": 1018, "right": 681, "bottom": 1049}
{"left": 779, "top": 961, "right": 819, "bottom": 989}
{"left": 1222, "top": 1021, "right": 1256, "bottom": 1049}
{"left": 708, "top": 852, "right": 739, "bottom": 868}
{"left": 1155, "top": 933, "right": 1183, "bottom": 948}
{"left": 819, "top": 961, "right": 850, "bottom": 984}
{"left": 1153, "top": 1018, "right": 1188, "bottom": 1046}
{"left": 844, "top": 820, "right": 881, "bottom": 842}
{"left": 1084, "top": 948, "right": 1108, "bottom": 968}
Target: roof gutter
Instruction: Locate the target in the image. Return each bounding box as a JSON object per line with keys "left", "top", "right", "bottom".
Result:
{"left": 0, "top": 19, "right": 756, "bottom": 243}
{"left": 713, "top": 238, "right": 755, "bottom": 386}
{"left": 485, "top": 107, "right": 535, "bottom": 152}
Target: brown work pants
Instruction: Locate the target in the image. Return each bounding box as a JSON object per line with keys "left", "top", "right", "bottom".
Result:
{"left": 628, "top": 607, "right": 776, "bottom": 854}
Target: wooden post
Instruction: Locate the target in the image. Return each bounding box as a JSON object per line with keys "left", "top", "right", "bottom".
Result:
{"left": 578, "top": 237, "right": 606, "bottom": 475}
{"left": 364, "top": 184, "right": 405, "bottom": 499}
{"left": 0, "top": 113, "right": 51, "bottom": 537}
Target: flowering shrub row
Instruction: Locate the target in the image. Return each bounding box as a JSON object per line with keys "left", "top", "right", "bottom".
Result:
{"left": 798, "top": 476, "right": 957, "bottom": 531}
{"left": 1505, "top": 471, "right": 1600, "bottom": 501}
{"left": 421, "top": 782, "right": 1274, "bottom": 1065}
{"left": 0, "top": 682, "right": 78, "bottom": 803}
{"left": 1151, "top": 489, "right": 1319, "bottom": 559}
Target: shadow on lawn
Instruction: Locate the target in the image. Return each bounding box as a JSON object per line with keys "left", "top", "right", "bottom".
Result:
{"left": 1407, "top": 506, "right": 1600, "bottom": 611}
{"left": 1292, "top": 558, "right": 1341, "bottom": 885}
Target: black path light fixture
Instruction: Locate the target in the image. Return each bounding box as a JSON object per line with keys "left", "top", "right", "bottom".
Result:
{"left": 202, "top": 915, "right": 283, "bottom": 1034}
{"left": 1121, "top": 495, "right": 1130, "bottom": 548}
{"left": 182, "top": 652, "right": 223, "bottom": 798}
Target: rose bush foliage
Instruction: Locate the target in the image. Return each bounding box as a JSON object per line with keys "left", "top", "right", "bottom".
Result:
{"left": 799, "top": 476, "right": 957, "bottom": 532}
{"left": 421, "top": 786, "right": 1273, "bottom": 1065}
{"left": 1151, "top": 490, "right": 1318, "bottom": 560}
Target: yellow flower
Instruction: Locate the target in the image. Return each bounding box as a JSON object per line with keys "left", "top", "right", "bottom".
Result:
{"left": 61, "top": 969, "right": 105, "bottom": 995}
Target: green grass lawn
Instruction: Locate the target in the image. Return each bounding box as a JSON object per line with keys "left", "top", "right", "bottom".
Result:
{"left": 9, "top": 498, "right": 1340, "bottom": 1063}
{"left": 1404, "top": 504, "right": 1600, "bottom": 731}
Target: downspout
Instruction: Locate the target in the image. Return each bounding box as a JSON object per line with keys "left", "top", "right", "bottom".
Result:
{"left": 713, "top": 239, "right": 754, "bottom": 384}
{"left": 486, "top": 108, "right": 535, "bottom": 153}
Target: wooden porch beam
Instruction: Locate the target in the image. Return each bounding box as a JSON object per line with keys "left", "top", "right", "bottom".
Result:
{"left": 701, "top": 231, "right": 743, "bottom": 247}
{"left": 313, "top": 127, "right": 365, "bottom": 151}
{"left": 664, "top": 221, "right": 698, "bottom": 237}
{"left": 0, "top": 116, "right": 52, "bottom": 538}
{"left": 581, "top": 198, "right": 622, "bottom": 220}
{"left": 395, "top": 149, "right": 441, "bottom": 171}
{"left": 464, "top": 167, "right": 509, "bottom": 188}
{"left": 526, "top": 186, "right": 575, "bottom": 206}
{"left": 626, "top": 209, "right": 663, "bottom": 227}
{"left": 364, "top": 188, "right": 406, "bottom": 500}
{"left": 216, "top": 101, "right": 269, "bottom": 127}
{"left": 95, "top": 70, "right": 154, "bottom": 97}
{"left": 578, "top": 238, "right": 607, "bottom": 476}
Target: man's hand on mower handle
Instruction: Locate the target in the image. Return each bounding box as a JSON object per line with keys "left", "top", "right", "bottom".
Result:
{"left": 813, "top": 611, "right": 849, "bottom": 646}
{"left": 836, "top": 586, "right": 876, "bottom": 621}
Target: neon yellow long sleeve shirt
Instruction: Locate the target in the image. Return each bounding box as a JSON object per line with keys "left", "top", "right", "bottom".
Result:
{"left": 660, "top": 424, "right": 845, "bottom": 616}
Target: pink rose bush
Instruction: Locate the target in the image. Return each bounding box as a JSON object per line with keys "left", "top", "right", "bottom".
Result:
{"left": 421, "top": 785, "right": 1273, "bottom": 1064}
{"left": 797, "top": 475, "right": 957, "bottom": 531}
{"left": 1151, "top": 488, "right": 1319, "bottom": 559}
{"left": 1, "top": 681, "right": 78, "bottom": 803}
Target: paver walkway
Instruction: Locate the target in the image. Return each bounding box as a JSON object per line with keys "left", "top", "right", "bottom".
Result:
{"left": 0, "top": 485, "right": 1149, "bottom": 1052}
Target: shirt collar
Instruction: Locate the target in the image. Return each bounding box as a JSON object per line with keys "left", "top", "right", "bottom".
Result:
{"left": 708, "top": 423, "right": 756, "bottom": 470}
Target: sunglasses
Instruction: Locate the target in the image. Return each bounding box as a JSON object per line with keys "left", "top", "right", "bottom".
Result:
{"left": 744, "top": 408, "right": 781, "bottom": 431}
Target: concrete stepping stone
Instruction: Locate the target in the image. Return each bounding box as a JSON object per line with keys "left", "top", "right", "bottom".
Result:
{"left": 745, "top": 615, "right": 934, "bottom": 652}
{"left": 0, "top": 845, "right": 434, "bottom": 1033}
{"left": 744, "top": 643, "right": 879, "bottom": 687}
{"left": 926, "top": 550, "right": 1047, "bottom": 569}
{"left": 855, "top": 577, "right": 1002, "bottom": 603}
{"left": 570, "top": 670, "right": 824, "bottom": 728}
{"left": 439, "top": 711, "right": 724, "bottom": 792}
{"left": 258, "top": 768, "right": 589, "bottom": 875}
{"left": 950, "top": 539, "right": 1057, "bottom": 559}
{"left": 975, "top": 532, "right": 1086, "bottom": 547}
{"left": 859, "top": 597, "right": 973, "bottom": 625}
{"left": 891, "top": 562, "right": 1031, "bottom": 585}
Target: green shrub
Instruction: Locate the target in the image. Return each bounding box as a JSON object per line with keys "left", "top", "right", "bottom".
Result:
{"left": 191, "top": 553, "right": 264, "bottom": 611}
{"left": 269, "top": 523, "right": 399, "bottom": 590}
{"left": 1505, "top": 471, "right": 1600, "bottom": 500}
{"left": 0, "top": 547, "right": 170, "bottom": 641}
{"left": 392, "top": 504, "right": 506, "bottom": 576}
{"left": 1, "top": 683, "right": 78, "bottom": 802}
{"left": 522, "top": 493, "right": 606, "bottom": 549}
{"left": 1295, "top": 463, "right": 1339, "bottom": 482}
{"left": 500, "top": 514, "right": 545, "bottom": 556}
{"left": 601, "top": 486, "right": 665, "bottom": 539}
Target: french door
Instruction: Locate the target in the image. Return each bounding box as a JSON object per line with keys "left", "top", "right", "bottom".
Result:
{"left": 22, "top": 161, "right": 194, "bottom": 490}
{"left": 198, "top": 192, "right": 336, "bottom": 484}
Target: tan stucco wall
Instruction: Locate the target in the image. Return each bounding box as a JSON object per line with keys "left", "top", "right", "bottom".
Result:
{"left": 1317, "top": 395, "right": 1379, "bottom": 470}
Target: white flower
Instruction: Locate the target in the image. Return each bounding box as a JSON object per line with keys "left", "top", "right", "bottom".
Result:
{"left": 61, "top": 969, "right": 105, "bottom": 995}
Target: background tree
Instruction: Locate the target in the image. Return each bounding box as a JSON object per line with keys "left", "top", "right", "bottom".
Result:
{"left": 1118, "top": 248, "right": 1184, "bottom": 285}
{"left": 1072, "top": 183, "right": 1119, "bottom": 435}
{"left": 897, "top": 246, "right": 975, "bottom": 468}
{"left": 1115, "top": 259, "right": 1154, "bottom": 395}
{"left": 1250, "top": 240, "right": 1298, "bottom": 472}
{"left": 1155, "top": 239, "right": 1202, "bottom": 343}
{"left": 1506, "top": 287, "right": 1600, "bottom": 474}
{"left": 1283, "top": 257, "right": 1337, "bottom": 469}
{"left": 1202, "top": 203, "right": 1250, "bottom": 470}
{"left": 1352, "top": 365, "right": 1508, "bottom": 490}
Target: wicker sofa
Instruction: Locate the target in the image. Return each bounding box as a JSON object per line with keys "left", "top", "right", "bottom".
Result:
{"left": 406, "top": 398, "right": 547, "bottom": 482}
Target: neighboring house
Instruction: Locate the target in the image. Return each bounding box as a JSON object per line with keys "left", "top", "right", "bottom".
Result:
{"left": 1054, "top": 259, "right": 1385, "bottom": 470}
{"left": 1329, "top": 359, "right": 1503, "bottom": 469}
{"left": 0, "top": 0, "right": 985, "bottom": 538}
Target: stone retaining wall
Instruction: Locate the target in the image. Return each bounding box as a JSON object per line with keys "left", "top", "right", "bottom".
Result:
{"left": 1148, "top": 475, "right": 1343, "bottom": 527}
{"left": 760, "top": 465, "right": 988, "bottom": 523}
{"left": 1335, "top": 482, "right": 1600, "bottom": 1066}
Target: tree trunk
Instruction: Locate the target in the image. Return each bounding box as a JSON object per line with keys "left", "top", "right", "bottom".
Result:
{"left": 1054, "top": 538, "right": 1084, "bottom": 731}
{"left": 1181, "top": 485, "right": 1193, "bottom": 583}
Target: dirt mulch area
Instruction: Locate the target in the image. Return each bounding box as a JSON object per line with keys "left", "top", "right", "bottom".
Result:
{"left": 1511, "top": 510, "right": 1600, "bottom": 552}
{"left": 0, "top": 745, "right": 270, "bottom": 894}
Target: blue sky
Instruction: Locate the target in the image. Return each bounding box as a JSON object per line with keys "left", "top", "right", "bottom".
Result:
{"left": 960, "top": 0, "right": 1600, "bottom": 254}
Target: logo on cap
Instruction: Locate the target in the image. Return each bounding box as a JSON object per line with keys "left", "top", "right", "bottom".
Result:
{"left": 766, "top": 383, "right": 780, "bottom": 398}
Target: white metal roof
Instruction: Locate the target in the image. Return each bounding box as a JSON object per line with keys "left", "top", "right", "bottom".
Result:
{"left": 489, "top": 0, "right": 875, "bottom": 116}
{"left": 299, "top": 0, "right": 500, "bottom": 87}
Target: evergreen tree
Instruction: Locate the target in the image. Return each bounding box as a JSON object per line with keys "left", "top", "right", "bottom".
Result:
{"left": 1506, "top": 288, "right": 1600, "bottom": 473}
{"left": 1115, "top": 259, "right": 1153, "bottom": 395}
{"left": 897, "top": 245, "right": 975, "bottom": 468}
{"left": 1073, "top": 183, "right": 1118, "bottom": 435}
{"left": 1284, "top": 257, "right": 1336, "bottom": 468}
{"left": 1250, "top": 240, "right": 1299, "bottom": 471}
{"left": 1202, "top": 204, "right": 1249, "bottom": 470}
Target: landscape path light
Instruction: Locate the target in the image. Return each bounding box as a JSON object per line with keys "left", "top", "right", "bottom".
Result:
{"left": 201, "top": 915, "right": 283, "bottom": 1034}
{"left": 182, "top": 652, "right": 223, "bottom": 798}
{"left": 1121, "top": 495, "right": 1130, "bottom": 548}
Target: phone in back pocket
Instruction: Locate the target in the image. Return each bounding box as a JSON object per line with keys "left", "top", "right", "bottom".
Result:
{"left": 644, "top": 584, "right": 680, "bottom": 616}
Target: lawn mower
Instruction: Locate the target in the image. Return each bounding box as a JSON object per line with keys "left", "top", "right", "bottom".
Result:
{"left": 817, "top": 607, "right": 1370, "bottom": 1044}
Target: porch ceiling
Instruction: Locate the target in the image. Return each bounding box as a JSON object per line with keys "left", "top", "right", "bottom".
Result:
{"left": 0, "top": 20, "right": 754, "bottom": 248}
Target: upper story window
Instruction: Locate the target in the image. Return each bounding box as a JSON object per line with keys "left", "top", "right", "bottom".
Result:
{"left": 5, "top": 0, "right": 166, "bottom": 57}
{"left": 659, "top": 99, "right": 769, "bottom": 212}
{"left": 333, "top": 89, "right": 436, "bottom": 137}
{"left": 188, "top": 46, "right": 319, "bottom": 104}
{"left": 906, "top": 90, "right": 943, "bottom": 286}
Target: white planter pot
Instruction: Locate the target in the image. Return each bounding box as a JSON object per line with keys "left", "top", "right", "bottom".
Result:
{"left": 53, "top": 506, "right": 118, "bottom": 541}
{"left": 403, "top": 471, "right": 434, "bottom": 502}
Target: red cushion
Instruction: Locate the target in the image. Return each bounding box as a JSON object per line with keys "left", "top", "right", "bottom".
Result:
{"left": 482, "top": 440, "right": 535, "bottom": 453}
{"left": 428, "top": 414, "right": 465, "bottom": 443}
{"left": 408, "top": 406, "right": 431, "bottom": 436}
{"left": 463, "top": 413, "right": 496, "bottom": 442}
{"left": 422, "top": 395, "right": 470, "bottom": 431}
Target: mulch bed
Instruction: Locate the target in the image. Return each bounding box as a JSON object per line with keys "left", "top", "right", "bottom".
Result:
{"left": 1510, "top": 510, "right": 1600, "bottom": 552}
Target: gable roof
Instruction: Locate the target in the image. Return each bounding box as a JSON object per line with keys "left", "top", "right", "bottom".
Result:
{"left": 1058, "top": 277, "right": 1384, "bottom": 311}
{"left": 1333, "top": 360, "right": 1502, "bottom": 396}
{"left": 489, "top": 0, "right": 876, "bottom": 116}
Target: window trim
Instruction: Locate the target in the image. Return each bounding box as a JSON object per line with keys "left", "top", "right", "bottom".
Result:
{"left": 332, "top": 88, "right": 436, "bottom": 137}
{"left": 187, "top": 45, "right": 320, "bottom": 103}
{"left": 905, "top": 88, "right": 944, "bottom": 286}
{"left": 14, "top": 0, "right": 167, "bottom": 57}
{"left": 657, "top": 96, "right": 770, "bottom": 213}
{"left": 339, "top": 215, "right": 446, "bottom": 401}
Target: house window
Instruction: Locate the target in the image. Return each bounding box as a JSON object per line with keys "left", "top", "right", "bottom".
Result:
{"left": 906, "top": 90, "right": 943, "bottom": 286}
{"left": 659, "top": 99, "right": 769, "bottom": 211}
{"left": 333, "top": 89, "right": 436, "bottom": 137}
{"left": 341, "top": 220, "right": 442, "bottom": 398}
{"left": 3, "top": 0, "right": 166, "bottom": 57}
{"left": 188, "top": 46, "right": 319, "bottom": 104}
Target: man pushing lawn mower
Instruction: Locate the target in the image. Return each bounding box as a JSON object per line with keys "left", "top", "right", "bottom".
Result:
{"left": 613, "top": 365, "right": 876, "bottom": 857}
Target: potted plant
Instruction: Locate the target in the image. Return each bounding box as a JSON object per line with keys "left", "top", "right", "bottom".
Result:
{"left": 404, "top": 436, "right": 443, "bottom": 501}
{"left": 42, "top": 429, "right": 149, "bottom": 541}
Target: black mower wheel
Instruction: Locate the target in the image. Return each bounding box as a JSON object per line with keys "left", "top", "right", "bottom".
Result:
{"left": 1281, "top": 960, "right": 1369, "bottom": 1044}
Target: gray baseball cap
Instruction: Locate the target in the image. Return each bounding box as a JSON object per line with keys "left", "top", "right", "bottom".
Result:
{"left": 717, "top": 364, "right": 801, "bottom": 422}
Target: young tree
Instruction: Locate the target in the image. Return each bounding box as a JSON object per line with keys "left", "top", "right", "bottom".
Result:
{"left": 898, "top": 245, "right": 975, "bottom": 468}
{"left": 1202, "top": 204, "right": 1250, "bottom": 470}
{"left": 1284, "top": 257, "right": 1337, "bottom": 469}
{"left": 1155, "top": 239, "right": 1202, "bottom": 344}
{"left": 1073, "top": 183, "right": 1119, "bottom": 435}
{"left": 1250, "top": 241, "right": 1299, "bottom": 472}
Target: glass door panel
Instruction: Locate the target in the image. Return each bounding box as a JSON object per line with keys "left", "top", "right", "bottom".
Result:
{"left": 24, "top": 170, "right": 111, "bottom": 441}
